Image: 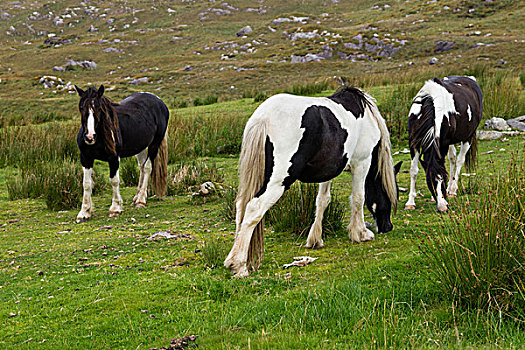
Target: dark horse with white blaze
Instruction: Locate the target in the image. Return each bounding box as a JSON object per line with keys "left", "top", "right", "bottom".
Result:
{"left": 74, "top": 85, "right": 169, "bottom": 223}
{"left": 404, "top": 76, "right": 483, "bottom": 213}
{"left": 225, "top": 87, "right": 402, "bottom": 277}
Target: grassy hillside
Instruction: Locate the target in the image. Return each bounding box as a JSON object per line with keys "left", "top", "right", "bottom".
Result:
{"left": 0, "top": 0, "right": 523, "bottom": 124}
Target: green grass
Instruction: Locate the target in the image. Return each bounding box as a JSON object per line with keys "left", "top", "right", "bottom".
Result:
{"left": 1, "top": 137, "right": 525, "bottom": 349}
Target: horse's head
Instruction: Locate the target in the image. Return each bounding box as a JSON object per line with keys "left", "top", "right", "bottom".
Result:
{"left": 421, "top": 157, "right": 448, "bottom": 212}
{"left": 75, "top": 85, "right": 106, "bottom": 146}
{"left": 365, "top": 161, "right": 402, "bottom": 234}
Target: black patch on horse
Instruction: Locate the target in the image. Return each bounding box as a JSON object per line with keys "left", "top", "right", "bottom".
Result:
{"left": 283, "top": 105, "right": 348, "bottom": 189}
{"left": 255, "top": 136, "right": 275, "bottom": 198}
{"left": 328, "top": 86, "right": 370, "bottom": 119}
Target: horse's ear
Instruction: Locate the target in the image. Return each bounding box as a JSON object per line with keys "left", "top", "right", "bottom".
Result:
{"left": 394, "top": 161, "right": 403, "bottom": 175}
{"left": 75, "top": 85, "right": 85, "bottom": 97}
{"left": 97, "top": 85, "right": 105, "bottom": 98}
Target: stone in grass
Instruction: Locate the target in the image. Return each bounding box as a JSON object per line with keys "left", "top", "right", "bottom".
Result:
{"left": 428, "top": 57, "right": 439, "bottom": 65}
{"left": 236, "top": 25, "right": 252, "bottom": 37}
{"left": 507, "top": 116, "right": 525, "bottom": 131}
{"left": 484, "top": 117, "right": 509, "bottom": 131}
{"left": 148, "top": 335, "right": 198, "bottom": 350}
{"left": 477, "top": 130, "right": 503, "bottom": 141}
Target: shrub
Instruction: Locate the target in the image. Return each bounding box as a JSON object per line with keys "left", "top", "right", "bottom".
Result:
{"left": 168, "top": 161, "right": 224, "bottom": 196}
{"left": 120, "top": 157, "right": 139, "bottom": 187}
{"left": 7, "top": 159, "right": 107, "bottom": 210}
{"left": 421, "top": 148, "right": 525, "bottom": 318}
{"left": 200, "top": 238, "right": 230, "bottom": 269}
{"left": 221, "top": 182, "right": 346, "bottom": 235}
{"left": 193, "top": 95, "right": 218, "bottom": 106}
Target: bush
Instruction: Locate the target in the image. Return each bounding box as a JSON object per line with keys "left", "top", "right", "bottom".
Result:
{"left": 421, "top": 148, "right": 525, "bottom": 318}
{"left": 193, "top": 95, "right": 218, "bottom": 106}
{"left": 221, "top": 182, "right": 346, "bottom": 235}
{"left": 168, "top": 161, "right": 224, "bottom": 196}
{"left": 200, "top": 238, "right": 230, "bottom": 269}
{"left": 8, "top": 159, "right": 107, "bottom": 210}
{"left": 120, "top": 157, "right": 139, "bottom": 187}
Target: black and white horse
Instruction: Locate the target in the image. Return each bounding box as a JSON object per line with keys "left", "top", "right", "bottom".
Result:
{"left": 404, "top": 76, "right": 483, "bottom": 212}
{"left": 224, "top": 87, "right": 401, "bottom": 277}
{"left": 74, "top": 85, "right": 169, "bottom": 223}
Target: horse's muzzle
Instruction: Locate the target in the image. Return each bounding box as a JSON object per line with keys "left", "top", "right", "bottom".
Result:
{"left": 84, "top": 133, "right": 97, "bottom": 145}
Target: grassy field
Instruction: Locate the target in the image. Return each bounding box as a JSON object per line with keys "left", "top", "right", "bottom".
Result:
{"left": 1, "top": 0, "right": 525, "bottom": 349}
{"left": 1, "top": 129, "right": 524, "bottom": 349}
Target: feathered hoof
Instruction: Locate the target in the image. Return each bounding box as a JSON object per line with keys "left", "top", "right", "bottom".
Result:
{"left": 76, "top": 217, "right": 88, "bottom": 224}
{"left": 135, "top": 203, "right": 146, "bottom": 208}
{"left": 437, "top": 205, "right": 448, "bottom": 213}
{"left": 305, "top": 240, "right": 324, "bottom": 249}
{"left": 404, "top": 204, "right": 416, "bottom": 210}
{"left": 224, "top": 258, "right": 250, "bottom": 278}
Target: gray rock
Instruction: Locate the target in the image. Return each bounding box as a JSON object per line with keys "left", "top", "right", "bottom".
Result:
{"left": 290, "top": 31, "right": 319, "bottom": 41}
{"left": 88, "top": 25, "right": 98, "bottom": 32}
{"left": 52, "top": 66, "right": 65, "bottom": 72}
{"left": 428, "top": 57, "right": 439, "bottom": 65}
{"left": 1, "top": 12, "right": 10, "bottom": 20}
{"left": 344, "top": 42, "right": 361, "bottom": 50}
{"left": 236, "top": 25, "right": 252, "bottom": 37}
{"left": 434, "top": 40, "right": 456, "bottom": 53}
{"left": 65, "top": 59, "right": 97, "bottom": 70}
{"left": 507, "top": 116, "right": 525, "bottom": 131}
{"left": 484, "top": 117, "right": 509, "bottom": 131}
{"left": 128, "top": 77, "right": 149, "bottom": 85}
{"left": 477, "top": 130, "right": 503, "bottom": 140}
{"left": 291, "top": 54, "right": 324, "bottom": 63}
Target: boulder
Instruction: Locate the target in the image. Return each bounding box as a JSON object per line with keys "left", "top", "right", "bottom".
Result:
{"left": 236, "top": 25, "right": 252, "bottom": 37}
{"left": 484, "top": 117, "right": 509, "bottom": 131}
{"left": 506, "top": 116, "right": 525, "bottom": 131}
{"left": 428, "top": 57, "right": 439, "bottom": 65}
{"left": 477, "top": 130, "right": 503, "bottom": 140}
{"left": 434, "top": 40, "right": 456, "bottom": 53}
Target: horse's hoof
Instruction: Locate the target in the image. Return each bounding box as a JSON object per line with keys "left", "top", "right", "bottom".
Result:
{"left": 437, "top": 205, "right": 448, "bottom": 213}
{"left": 108, "top": 212, "right": 121, "bottom": 218}
{"left": 135, "top": 203, "right": 146, "bottom": 208}
{"left": 447, "top": 193, "right": 457, "bottom": 198}
{"left": 305, "top": 241, "right": 324, "bottom": 249}
{"left": 404, "top": 204, "right": 416, "bottom": 210}
{"left": 76, "top": 218, "right": 88, "bottom": 224}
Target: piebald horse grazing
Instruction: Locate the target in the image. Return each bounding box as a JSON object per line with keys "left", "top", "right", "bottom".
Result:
{"left": 404, "top": 76, "right": 483, "bottom": 212}
{"left": 74, "top": 85, "right": 169, "bottom": 223}
{"left": 225, "top": 87, "right": 401, "bottom": 277}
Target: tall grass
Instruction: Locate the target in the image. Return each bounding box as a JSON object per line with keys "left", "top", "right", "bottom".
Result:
{"left": 7, "top": 159, "right": 107, "bottom": 210}
{"left": 477, "top": 70, "right": 525, "bottom": 119}
{"left": 221, "top": 182, "right": 346, "bottom": 235}
{"left": 284, "top": 80, "right": 330, "bottom": 96}
{"left": 168, "top": 161, "right": 224, "bottom": 196}
{"left": 421, "top": 146, "right": 525, "bottom": 319}
{"left": 167, "top": 113, "right": 245, "bottom": 163}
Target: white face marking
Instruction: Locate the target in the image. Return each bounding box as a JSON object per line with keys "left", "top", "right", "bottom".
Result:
{"left": 86, "top": 108, "right": 95, "bottom": 141}
{"left": 467, "top": 104, "right": 472, "bottom": 121}
{"left": 371, "top": 203, "right": 377, "bottom": 213}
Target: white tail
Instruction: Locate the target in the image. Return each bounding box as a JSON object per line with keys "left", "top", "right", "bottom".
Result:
{"left": 236, "top": 118, "right": 269, "bottom": 270}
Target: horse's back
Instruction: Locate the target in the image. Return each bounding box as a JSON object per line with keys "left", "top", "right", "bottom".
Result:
{"left": 116, "top": 92, "right": 169, "bottom": 157}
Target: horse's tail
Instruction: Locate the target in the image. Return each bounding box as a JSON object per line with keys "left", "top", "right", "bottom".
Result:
{"left": 151, "top": 131, "right": 168, "bottom": 199}
{"left": 365, "top": 94, "right": 398, "bottom": 212}
{"left": 236, "top": 117, "right": 268, "bottom": 271}
{"left": 465, "top": 131, "right": 477, "bottom": 171}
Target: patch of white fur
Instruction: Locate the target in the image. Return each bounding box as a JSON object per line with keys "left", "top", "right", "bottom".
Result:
{"left": 467, "top": 75, "right": 477, "bottom": 82}
{"left": 416, "top": 80, "right": 457, "bottom": 141}
{"left": 467, "top": 104, "right": 472, "bottom": 121}
{"left": 77, "top": 167, "right": 94, "bottom": 221}
{"left": 86, "top": 108, "right": 95, "bottom": 139}
{"left": 409, "top": 102, "right": 421, "bottom": 117}
{"left": 435, "top": 176, "right": 448, "bottom": 212}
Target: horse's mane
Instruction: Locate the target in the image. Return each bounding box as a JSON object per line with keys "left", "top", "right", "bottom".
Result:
{"left": 328, "top": 86, "right": 372, "bottom": 118}
{"left": 81, "top": 89, "right": 120, "bottom": 156}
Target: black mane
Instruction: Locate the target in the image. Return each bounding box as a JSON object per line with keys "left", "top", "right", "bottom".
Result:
{"left": 328, "top": 86, "right": 371, "bottom": 119}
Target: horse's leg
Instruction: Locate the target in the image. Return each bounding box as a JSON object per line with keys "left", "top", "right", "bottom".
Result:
{"left": 76, "top": 167, "right": 94, "bottom": 223}
{"left": 108, "top": 158, "right": 123, "bottom": 217}
{"left": 405, "top": 150, "right": 419, "bottom": 210}
{"left": 448, "top": 141, "right": 470, "bottom": 198}
{"left": 348, "top": 159, "right": 375, "bottom": 242}
{"left": 132, "top": 149, "right": 147, "bottom": 206}
{"left": 225, "top": 183, "right": 285, "bottom": 277}
{"left": 305, "top": 181, "right": 331, "bottom": 249}
{"left": 446, "top": 145, "right": 457, "bottom": 197}
{"left": 134, "top": 156, "right": 152, "bottom": 208}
